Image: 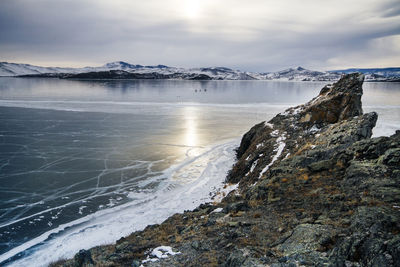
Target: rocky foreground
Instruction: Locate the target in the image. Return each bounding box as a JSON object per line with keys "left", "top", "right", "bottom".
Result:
{"left": 54, "top": 74, "right": 400, "bottom": 267}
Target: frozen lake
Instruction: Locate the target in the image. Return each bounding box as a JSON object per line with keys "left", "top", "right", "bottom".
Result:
{"left": 0, "top": 78, "right": 399, "bottom": 266}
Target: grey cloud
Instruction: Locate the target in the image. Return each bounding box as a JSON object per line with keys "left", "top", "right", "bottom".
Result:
{"left": 379, "top": 0, "right": 400, "bottom": 17}
{"left": 0, "top": 0, "right": 399, "bottom": 71}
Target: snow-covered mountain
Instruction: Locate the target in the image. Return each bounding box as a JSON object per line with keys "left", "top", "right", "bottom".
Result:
{"left": 0, "top": 61, "right": 164, "bottom": 76}
{"left": 0, "top": 62, "right": 78, "bottom": 76}
{"left": 0, "top": 61, "right": 255, "bottom": 80}
{"left": 0, "top": 61, "right": 399, "bottom": 81}
{"left": 255, "top": 66, "right": 341, "bottom": 81}
{"left": 330, "top": 67, "right": 400, "bottom": 82}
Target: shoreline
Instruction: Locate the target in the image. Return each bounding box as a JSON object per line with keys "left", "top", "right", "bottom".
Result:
{"left": 2, "top": 139, "right": 240, "bottom": 266}
{"left": 1, "top": 75, "right": 399, "bottom": 266}
{"left": 3, "top": 75, "right": 400, "bottom": 82}
{"left": 48, "top": 73, "right": 400, "bottom": 266}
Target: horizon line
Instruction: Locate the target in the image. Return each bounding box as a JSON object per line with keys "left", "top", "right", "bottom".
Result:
{"left": 1, "top": 60, "right": 400, "bottom": 73}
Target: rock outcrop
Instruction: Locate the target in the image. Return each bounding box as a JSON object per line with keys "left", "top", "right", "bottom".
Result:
{"left": 227, "top": 73, "right": 366, "bottom": 186}
{"left": 54, "top": 74, "right": 400, "bottom": 267}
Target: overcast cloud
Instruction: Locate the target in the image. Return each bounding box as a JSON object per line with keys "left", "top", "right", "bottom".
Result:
{"left": 0, "top": 0, "right": 399, "bottom": 71}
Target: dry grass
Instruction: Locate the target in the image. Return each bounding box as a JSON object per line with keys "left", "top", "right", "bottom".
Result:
{"left": 253, "top": 212, "right": 262, "bottom": 218}
{"left": 294, "top": 143, "right": 315, "bottom": 155}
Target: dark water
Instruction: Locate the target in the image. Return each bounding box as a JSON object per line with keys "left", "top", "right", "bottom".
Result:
{"left": 0, "top": 78, "right": 399, "bottom": 266}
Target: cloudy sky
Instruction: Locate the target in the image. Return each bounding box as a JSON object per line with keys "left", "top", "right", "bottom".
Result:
{"left": 0, "top": 0, "right": 399, "bottom": 71}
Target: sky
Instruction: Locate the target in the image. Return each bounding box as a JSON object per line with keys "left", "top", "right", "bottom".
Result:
{"left": 0, "top": 0, "right": 399, "bottom": 72}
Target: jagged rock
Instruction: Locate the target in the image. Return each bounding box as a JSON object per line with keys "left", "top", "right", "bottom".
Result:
{"left": 235, "top": 122, "right": 266, "bottom": 160}
{"left": 73, "top": 249, "right": 94, "bottom": 267}
{"left": 131, "top": 259, "right": 142, "bottom": 267}
{"left": 223, "top": 201, "right": 250, "bottom": 213}
{"left": 380, "top": 147, "right": 400, "bottom": 166}
{"left": 227, "top": 73, "right": 370, "bottom": 186}
{"left": 300, "top": 73, "right": 364, "bottom": 124}
{"left": 278, "top": 224, "right": 337, "bottom": 255}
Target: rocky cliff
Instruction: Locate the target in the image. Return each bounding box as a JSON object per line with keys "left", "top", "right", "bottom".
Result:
{"left": 54, "top": 74, "right": 400, "bottom": 267}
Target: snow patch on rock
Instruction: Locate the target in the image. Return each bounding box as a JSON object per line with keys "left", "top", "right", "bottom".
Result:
{"left": 142, "top": 246, "right": 181, "bottom": 264}
{"left": 259, "top": 134, "right": 286, "bottom": 178}
{"left": 212, "top": 183, "right": 239, "bottom": 203}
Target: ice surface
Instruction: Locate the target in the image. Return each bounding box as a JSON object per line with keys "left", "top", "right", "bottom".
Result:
{"left": 2, "top": 139, "right": 239, "bottom": 267}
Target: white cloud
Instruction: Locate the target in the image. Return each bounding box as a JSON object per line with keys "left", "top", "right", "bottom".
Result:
{"left": 327, "top": 34, "right": 400, "bottom": 69}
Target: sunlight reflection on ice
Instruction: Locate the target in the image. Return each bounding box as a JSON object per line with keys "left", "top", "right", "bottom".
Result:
{"left": 184, "top": 106, "right": 199, "bottom": 148}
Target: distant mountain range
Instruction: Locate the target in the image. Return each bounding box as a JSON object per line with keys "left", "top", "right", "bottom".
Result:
{"left": 1, "top": 61, "right": 399, "bottom": 82}
{"left": 329, "top": 67, "right": 400, "bottom": 81}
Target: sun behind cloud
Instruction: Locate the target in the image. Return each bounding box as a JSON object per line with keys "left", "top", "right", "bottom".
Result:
{"left": 183, "top": 0, "right": 201, "bottom": 19}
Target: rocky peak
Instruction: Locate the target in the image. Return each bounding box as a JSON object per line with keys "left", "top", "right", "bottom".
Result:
{"left": 227, "top": 73, "right": 370, "bottom": 185}
{"left": 103, "top": 61, "right": 143, "bottom": 69}
{"left": 298, "top": 72, "right": 364, "bottom": 125}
